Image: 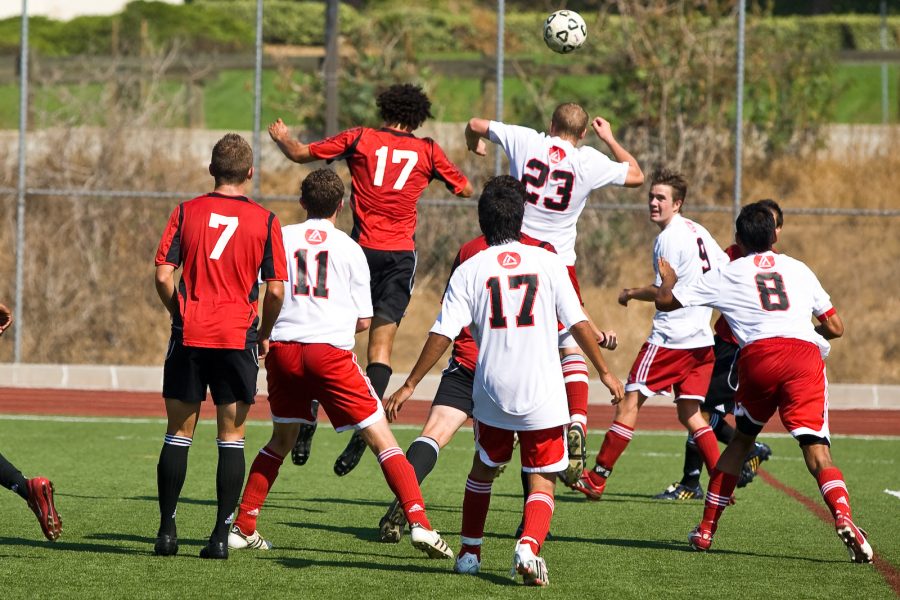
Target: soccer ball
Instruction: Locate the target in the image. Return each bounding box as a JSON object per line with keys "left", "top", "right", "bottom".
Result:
{"left": 543, "top": 10, "right": 587, "bottom": 54}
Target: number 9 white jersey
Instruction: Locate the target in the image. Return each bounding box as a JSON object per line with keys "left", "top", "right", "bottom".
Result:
{"left": 488, "top": 121, "right": 630, "bottom": 266}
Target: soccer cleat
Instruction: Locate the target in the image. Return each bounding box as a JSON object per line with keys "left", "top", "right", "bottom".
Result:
{"left": 333, "top": 430, "right": 368, "bottom": 476}
{"left": 153, "top": 533, "right": 178, "bottom": 556}
{"left": 560, "top": 423, "right": 586, "bottom": 486}
{"left": 409, "top": 523, "right": 454, "bottom": 559}
{"left": 291, "top": 401, "right": 318, "bottom": 466}
{"left": 653, "top": 481, "right": 704, "bottom": 501}
{"left": 378, "top": 499, "right": 407, "bottom": 543}
{"left": 199, "top": 540, "right": 229, "bottom": 559}
{"left": 571, "top": 468, "right": 606, "bottom": 500}
{"left": 227, "top": 525, "right": 272, "bottom": 550}
{"left": 688, "top": 524, "right": 714, "bottom": 552}
{"left": 453, "top": 552, "right": 481, "bottom": 575}
{"left": 512, "top": 542, "right": 549, "bottom": 587}
{"left": 737, "top": 442, "right": 772, "bottom": 488}
{"left": 835, "top": 515, "right": 874, "bottom": 563}
{"left": 26, "top": 477, "right": 62, "bottom": 541}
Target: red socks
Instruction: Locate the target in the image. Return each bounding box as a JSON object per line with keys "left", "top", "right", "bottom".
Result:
{"left": 817, "top": 467, "right": 852, "bottom": 520}
{"left": 377, "top": 447, "right": 431, "bottom": 530}
{"left": 596, "top": 420, "right": 634, "bottom": 476}
{"left": 519, "top": 491, "right": 554, "bottom": 555}
{"left": 701, "top": 470, "right": 738, "bottom": 532}
{"left": 234, "top": 446, "right": 284, "bottom": 534}
{"left": 562, "top": 354, "right": 589, "bottom": 427}
{"left": 691, "top": 426, "right": 721, "bottom": 473}
{"left": 460, "top": 476, "right": 493, "bottom": 559}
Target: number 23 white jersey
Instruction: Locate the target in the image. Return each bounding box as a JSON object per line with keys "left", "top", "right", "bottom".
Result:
{"left": 270, "top": 219, "right": 373, "bottom": 350}
{"left": 488, "top": 121, "right": 629, "bottom": 266}
{"left": 431, "top": 241, "right": 587, "bottom": 430}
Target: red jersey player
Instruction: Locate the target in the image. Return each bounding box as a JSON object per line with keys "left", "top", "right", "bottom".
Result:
{"left": 269, "top": 84, "right": 473, "bottom": 475}
{"left": 388, "top": 184, "right": 624, "bottom": 585}
{"left": 656, "top": 202, "right": 873, "bottom": 564}
{"left": 227, "top": 169, "right": 452, "bottom": 560}
{"left": 153, "top": 133, "right": 287, "bottom": 559}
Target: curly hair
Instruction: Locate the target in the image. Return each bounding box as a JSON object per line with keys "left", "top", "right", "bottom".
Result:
{"left": 376, "top": 84, "right": 433, "bottom": 131}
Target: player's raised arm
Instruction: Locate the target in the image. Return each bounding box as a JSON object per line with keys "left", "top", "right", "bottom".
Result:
{"left": 268, "top": 118, "right": 316, "bottom": 164}
{"left": 465, "top": 118, "right": 491, "bottom": 156}
{"left": 591, "top": 116, "right": 644, "bottom": 187}
{"left": 0, "top": 303, "right": 12, "bottom": 336}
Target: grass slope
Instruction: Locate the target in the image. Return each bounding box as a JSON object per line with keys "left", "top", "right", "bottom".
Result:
{"left": 0, "top": 418, "right": 896, "bottom": 598}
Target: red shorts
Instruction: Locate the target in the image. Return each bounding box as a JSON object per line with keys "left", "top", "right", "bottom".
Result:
{"left": 473, "top": 420, "right": 568, "bottom": 473}
{"left": 265, "top": 341, "right": 383, "bottom": 432}
{"left": 625, "top": 343, "right": 714, "bottom": 401}
{"left": 734, "top": 338, "right": 829, "bottom": 440}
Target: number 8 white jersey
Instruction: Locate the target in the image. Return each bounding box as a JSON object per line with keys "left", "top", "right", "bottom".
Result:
{"left": 270, "top": 219, "right": 373, "bottom": 350}
{"left": 672, "top": 251, "right": 835, "bottom": 358}
{"left": 430, "top": 241, "right": 587, "bottom": 430}
{"left": 488, "top": 121, "right": 630, "bottom": 265}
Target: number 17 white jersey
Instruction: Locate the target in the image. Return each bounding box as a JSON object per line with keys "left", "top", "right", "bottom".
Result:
{"left": 488, "top": 120, "right": 630, "bottom": 265}
{"left": 430, "top": 241, "right": 587, "bottom": 430}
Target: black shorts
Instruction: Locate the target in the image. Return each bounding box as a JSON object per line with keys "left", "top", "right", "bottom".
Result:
{"left": 362, "top": 247, "right": 416, "bottom": 324}
{"left": 432, "top": 358, "right": 475, "bottom": 417}
{"left": 701, "top": 335, "right": 740, "bottom": 415}
{"left": 162, "top": 337, "right": 258, "bottom": 405}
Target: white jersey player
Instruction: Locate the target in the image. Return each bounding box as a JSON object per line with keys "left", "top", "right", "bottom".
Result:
{"left": 387, "top": 184, "right": 623, "bottom": 586}
{"left": 465, "top": 102, "right": 643, "bottom": 483}
{"left": 574, "top": 168, "right": 727, "bottom": 501}
{"left": 655, "top": 202, "right": 872, "bottom": 564}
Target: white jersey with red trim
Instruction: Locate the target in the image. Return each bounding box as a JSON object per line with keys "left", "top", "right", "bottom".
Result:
{"left": 648, "top": 214, "right": 728, "bottom": 349}
{"left": 488, "top": 121, "right": 629, "bottom": 266}
{"left": 672, "top": 251, "right": 834, "bottom": 358}
{"left": 270, "top": 219, "right": 372, "bottom": 350}
{"left": 431, "top": 241, "right": 586, "bottom": 430}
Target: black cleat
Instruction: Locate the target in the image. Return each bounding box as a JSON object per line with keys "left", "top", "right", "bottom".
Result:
{"left": 199, "top": 540, "right": 228, "bottom": 559}
{"left": 378, "top": 499, "right": 407, "bottom": 543}
{"left": 737, "top": 442, "right": 772, "bottom": 488}
{"left": 333, "top": 430, "right": 368, "bottom": 476}
{"left": 153, "top": 533, "right": 178, "bottom": 556}
{"left": 291, "top": 401, "right": 318, "bottom": 466}
{"left": 653, "top": 481, "right": 704, "bottom": 500}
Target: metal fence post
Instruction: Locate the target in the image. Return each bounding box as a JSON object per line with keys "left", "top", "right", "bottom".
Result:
{"left": 251, "top": 0, "right": 263, "bottom": 200}
{"left": 733, "top": 0, "right": 746, "bottom": 223}
{"left": 14, "top": 0, "right": 29, "bottom": 363}
{"left": 494, "top": 0, "right": 505, "bottom": 176}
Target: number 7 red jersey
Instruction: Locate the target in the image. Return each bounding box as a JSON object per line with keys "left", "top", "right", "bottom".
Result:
{"left": 155, "top": 192, "right": 288, "bottom": 349}
{"left": 309, "top": 127, "right": 469, "bottom": 252}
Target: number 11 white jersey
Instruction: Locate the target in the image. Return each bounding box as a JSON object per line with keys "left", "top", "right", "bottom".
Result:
{"left": 488, "top": 121, "right": 630, "bottom": 265}
{"left": 430, "top": 241, "right": 587, "bottom": 430}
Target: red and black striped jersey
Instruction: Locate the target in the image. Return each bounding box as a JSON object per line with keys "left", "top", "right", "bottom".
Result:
{"left": 155, "top": 192, "right": 288, "bottom": 349}
{"left": 309, "top": 127, "right": 469, "bottom": 252}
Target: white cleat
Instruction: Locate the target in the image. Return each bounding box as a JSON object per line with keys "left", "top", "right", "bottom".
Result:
{"left": 409, "top": 524, "right": 454, "bottom": 559}
{"left": 227, "top": 525, "right": 273, "bottom": 551}
{"left": 453, "top": 552, "right": 481, "bottom": 575}
{"left": 835, "top": 515, "right": 874, "bottom": 564}
{"left": 511, "top": 542, "right": 549, "bottom": 587}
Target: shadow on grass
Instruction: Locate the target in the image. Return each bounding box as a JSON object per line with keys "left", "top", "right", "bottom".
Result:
{"left": 128, "top": 495, "right": 215, "bottom": 507}
{"left": 0, "top": 536, "right": 144, "bottom": 555}
{"left": 282, "top": 520, "right": 381, "bottom": 542}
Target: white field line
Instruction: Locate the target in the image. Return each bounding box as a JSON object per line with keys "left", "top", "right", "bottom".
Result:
{"left": 884, "top": 489, "right": 900, "bottom": 500}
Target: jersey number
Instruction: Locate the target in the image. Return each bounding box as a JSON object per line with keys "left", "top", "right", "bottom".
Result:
{"left": 294, "top": 249, "right": 329, "bottom": 298}
{"left": 696, "top": 238, "right": 711, "bottom": 273}
{"left": 486, "top": 274, "right": 538, "bottom": 329}
{"left": 521, "top": 158, "right": 574, "bottom": 211}
{"left": 755, "top": 273, "right": 789, "bottom": 311}
{"left": 373, "top": 146, "right": 418, "bottom": 190}
{"left": 208, "top": 213, "right": 238, "bottom": 260}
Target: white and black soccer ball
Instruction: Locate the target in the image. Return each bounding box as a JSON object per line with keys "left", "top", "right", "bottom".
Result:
{"left": 543, "top": 10, "right": 587, "bottom": 54}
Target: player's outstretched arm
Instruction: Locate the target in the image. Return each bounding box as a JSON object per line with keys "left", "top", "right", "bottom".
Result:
{"left": 591, "top": 116, "right": 644, "bottom": 187}
{"left": 257, "top": 281, "right": 285, "bottom": 359}
{"left": 618, "top": 284, "right": 659, "bottom": 307}
{"left": 154, "top": 265, "right": 178, "bottom": 318}
{"left": 0, "top": 303, "right": 12, "bottom": 336}
{"left": 465, "top": 118, "right": 491, "bottom": 156}
{"left": 268, "top": 118, "right": 316, "bottom": 164}
{"left": 654, "top": 257, "right": 682, "bottom": 312}
{"left": 384, "top": 333, "right": 452, "bottom": 422}
{"left": 570, "top": 320, "right": 625, "bottom": 404}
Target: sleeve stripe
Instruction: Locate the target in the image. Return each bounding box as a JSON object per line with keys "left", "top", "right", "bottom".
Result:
{"left": 816, "top": 307, "right": 837, "bottom": 322}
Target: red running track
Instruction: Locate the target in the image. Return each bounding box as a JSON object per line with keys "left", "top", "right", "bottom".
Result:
{"left": 0, "top": 387, "right": 898, "bottom": 436}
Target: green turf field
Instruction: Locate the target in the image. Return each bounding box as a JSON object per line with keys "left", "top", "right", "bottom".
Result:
{"left": 0, "top": 417, "right": 896, "bottom": 598}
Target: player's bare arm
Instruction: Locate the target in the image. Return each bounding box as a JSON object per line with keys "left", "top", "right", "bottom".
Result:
{"left": 654, "top": 257, "right": 682, "bottom": 312}
{"left": 384, "top": 332, "right": 452, "bottom": 422}
{"left": 257, "top": 281, "right": 285, "bottom": 360}
{"left": 0, "top": 303, "right": 12, "bottom": 336}
{"left": 591, "top": 117, "right": 644, "bottom": 187}
{"left": 618, "top": 284, "right": 659, "bottom": 307}
{"left": 268, "top": 118, "right": 316, "bottom": 164}
{"left": 154, "top": 264, "right": 178, "bottom": 318}
{"left": 569, "top": 320, "right": 625, "bottom": 404}
{"left": 815, "top": 312, "right": 844, "bottom": 340}
{"left": 465, "top": 118, "right": 491, "bottom": 156}
{"left": 579, "top": 306, "right": 617, "bottom": 350}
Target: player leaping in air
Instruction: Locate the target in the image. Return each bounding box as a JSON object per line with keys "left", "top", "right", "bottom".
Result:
{"left": 269, "top": 84, "right": 473, "bottom": 477}
{"left": 465, "top": 103, "right": 643, "bottom": 488}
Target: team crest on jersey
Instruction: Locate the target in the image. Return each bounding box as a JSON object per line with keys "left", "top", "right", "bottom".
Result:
{"left": 305, "top": 229, "right": 327, "bottom": 245}
{"left": 754, "top": 254, "right": 775, "bottom": 268}
{"left": 548, "top": 145, "right": 566, "bottom": 165}
{"left": 497, "top": 251, "right": 521, "bottom": 269}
